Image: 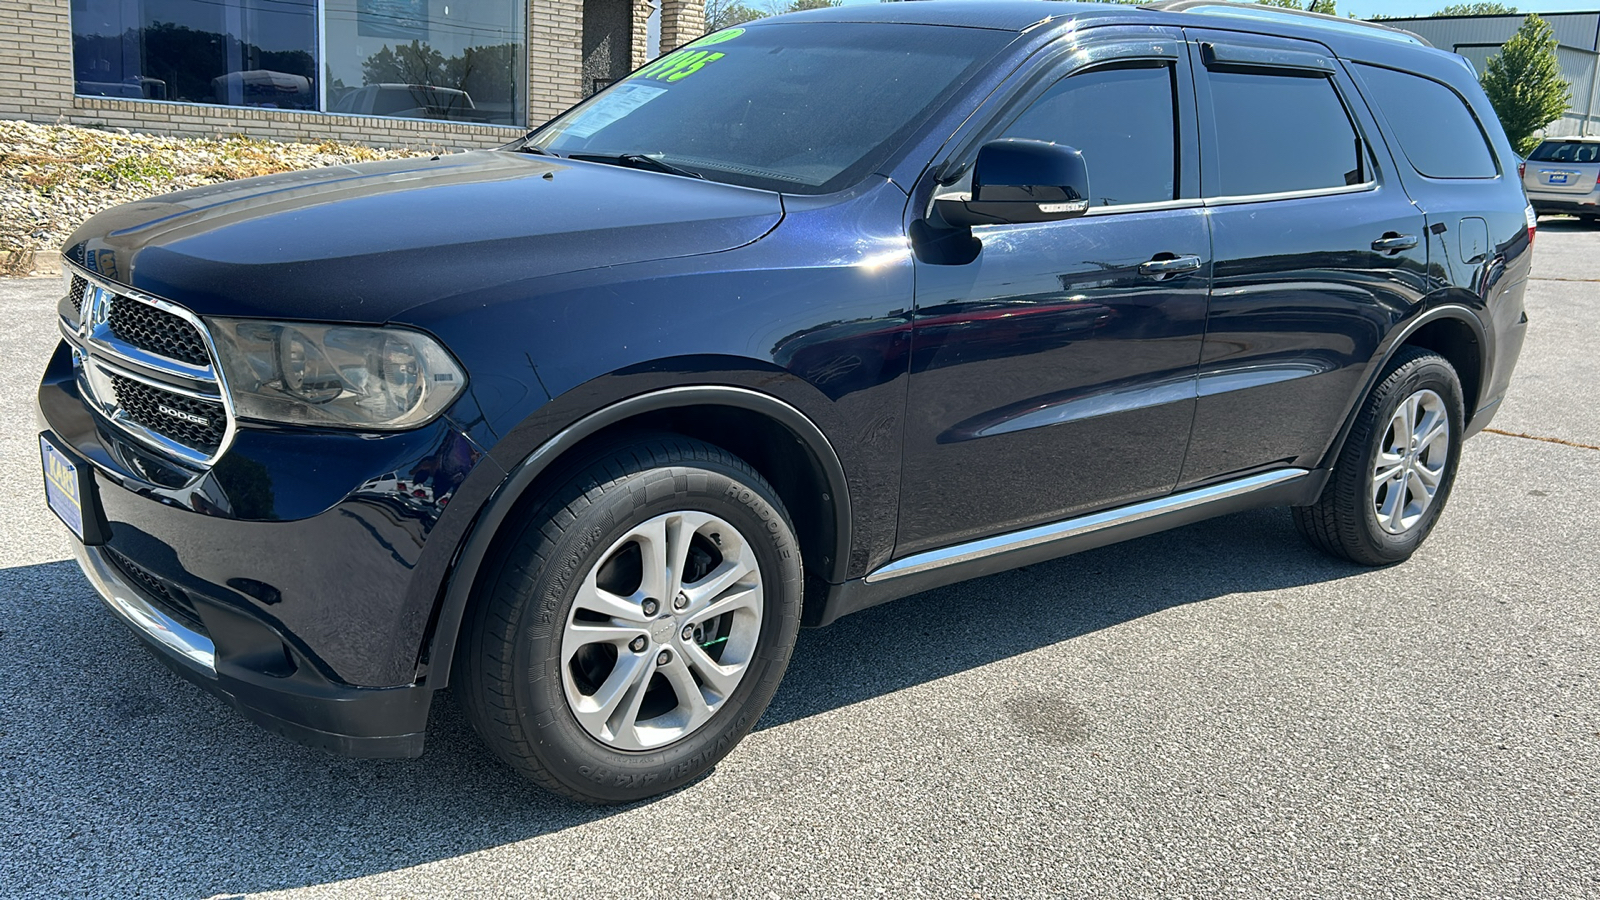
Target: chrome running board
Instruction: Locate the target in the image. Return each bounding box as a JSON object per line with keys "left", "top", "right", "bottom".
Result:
{"left": 865, "top": 468, "right": 1311, "bottom": 584}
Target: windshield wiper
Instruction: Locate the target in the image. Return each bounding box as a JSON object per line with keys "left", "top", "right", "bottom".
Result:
{"left": 513, "top": 142, "right": 560, "bottom": 157}
{"left": 569, "top": 152, "right": 704, "bottom": 179}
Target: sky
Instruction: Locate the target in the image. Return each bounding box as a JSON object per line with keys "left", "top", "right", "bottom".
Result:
{"left": 833, "top": 0, "right": 1600, "bottom": 20}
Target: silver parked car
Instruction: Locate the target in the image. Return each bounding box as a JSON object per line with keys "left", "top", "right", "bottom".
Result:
{"left": 1522, "top": 136, "right": 1600, "bottom": 223}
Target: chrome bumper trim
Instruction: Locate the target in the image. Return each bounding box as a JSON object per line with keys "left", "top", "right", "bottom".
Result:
{"left": 73, "top": 542, "right": 217, "bottom": 673}
{"left": 866, "top": 468, "right": 1311, "bottom": 583}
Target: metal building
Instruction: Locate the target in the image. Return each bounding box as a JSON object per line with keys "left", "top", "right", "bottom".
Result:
{"left": 1381, "top": 11, "right": 1600, "bottom": 137}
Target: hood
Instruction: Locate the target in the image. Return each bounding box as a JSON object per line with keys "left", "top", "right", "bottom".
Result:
{"left": 62, "top": 150, "right": 784, "bottom": 323}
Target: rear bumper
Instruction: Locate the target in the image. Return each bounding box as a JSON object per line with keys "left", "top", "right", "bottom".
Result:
{"left": 1528, "top": 192, "right": 1600, "bottom": 214}
{"left": 74, "top": 539, "right": 433, "bottom": 757}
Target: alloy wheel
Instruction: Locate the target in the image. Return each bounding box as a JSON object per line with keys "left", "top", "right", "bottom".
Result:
{"left": 559, "top": 511, "right": 764, "bottom": 751}
{"left": 1371, "top": 388, "right": 1450, "bottom": 535}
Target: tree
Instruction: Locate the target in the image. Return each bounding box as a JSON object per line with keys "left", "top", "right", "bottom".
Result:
{"left": 1255, "top": 0, "right": 1338, "bottom": 14}
{"left": 705, "top": 0, "right": 764, "bottom": 31}
{"left": 361, "top": 40, "right": 446, "bottom": 87}
{"left": 1480, "top": 14, "right": 1571, "bottom": 154}
{"left": 1434, "top": 2, "right": 1517, "bottom": 14}
{"left": 705, "top": 0, "right": 836, "bottom": 29}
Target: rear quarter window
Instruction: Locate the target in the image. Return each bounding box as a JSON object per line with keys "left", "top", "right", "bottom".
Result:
{"left": 1355, "top": 64, "right": 1498, "bottom": 179}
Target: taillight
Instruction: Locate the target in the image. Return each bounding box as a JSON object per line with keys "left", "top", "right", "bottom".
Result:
{"left": 1525, "top": 203, "right": 1537, "bottom": 246}
{"left": 1518, "top": 159, "right": 1526, "bottom": 179}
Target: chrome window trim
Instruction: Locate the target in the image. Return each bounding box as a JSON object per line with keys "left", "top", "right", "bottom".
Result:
{"left": 1202, "top": 181, "right": 1377, "bottom": 207}
{"left": 865, "top": 468, "right": 1309, "bottom": 583}
{"left": 1084, "top": 197, "right": 1204, "bottom": 216}
{"left": 62, "top": 260, "right": 239, "bottom": 469}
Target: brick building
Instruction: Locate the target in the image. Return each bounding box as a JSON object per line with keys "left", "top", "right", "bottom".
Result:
{"left": 0, "top": 0, "right": 705, "bottom": 149}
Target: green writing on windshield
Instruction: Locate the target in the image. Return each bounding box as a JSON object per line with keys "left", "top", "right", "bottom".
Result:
{"left": 633, "top": 28, "right": 741, "bottom": 82}
{"left": 688, "top": 27, "right": 743, "bottom": 48}
{"left": 635, "top": 49, "right": 727, "bottom": 83}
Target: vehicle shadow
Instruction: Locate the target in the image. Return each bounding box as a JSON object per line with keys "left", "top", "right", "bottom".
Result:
{"left": 0, "top": 506, "right": 1363, "bottom": 898}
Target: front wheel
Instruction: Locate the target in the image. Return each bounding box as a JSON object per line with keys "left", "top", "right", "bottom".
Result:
{"left": 455, "top": 436, "right": 803, "bottom": 803}
{"left": 1293, "top": 346, "right": 1465, "bottom": 566}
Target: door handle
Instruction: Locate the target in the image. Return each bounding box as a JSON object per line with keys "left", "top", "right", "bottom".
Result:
{"left": 1371, "top": 233, "right": 1418, "bottom": 253}
{"left": 1138, "top": 254, "right": 1203, "bottom": 278}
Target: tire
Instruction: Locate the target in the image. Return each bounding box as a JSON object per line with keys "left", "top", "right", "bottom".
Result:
{"left": 455, "top": 435, "right": 803, "bottom": 804}
{"left": 1293, "top": 346, "right": 1465, "bottom": 566}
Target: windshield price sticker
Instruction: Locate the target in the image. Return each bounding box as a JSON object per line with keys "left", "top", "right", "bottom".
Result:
{"left": 561, "top": 83, "right": 669, "bottom": 138}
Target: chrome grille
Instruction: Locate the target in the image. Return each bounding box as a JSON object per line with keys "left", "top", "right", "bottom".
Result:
{"left": 108, "top": 295, "right": 210, "bottom": 366}
{"left": 63, "top": 261, "right": 236, "bottom": 468}
{"left": 68, "top": 274, "right": 87, "bottom": 315}
{"left": 111, "top": 374, "right": 227, "bottom": 453}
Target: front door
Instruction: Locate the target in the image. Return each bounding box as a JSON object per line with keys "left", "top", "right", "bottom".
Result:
{"left": 896, "top": 38, "right": 1210, "bottom": 559}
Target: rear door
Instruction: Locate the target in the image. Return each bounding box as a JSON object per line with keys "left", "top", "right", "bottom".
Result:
{"left": 1178, "top": 30, "right": 1430, "bottom": 487}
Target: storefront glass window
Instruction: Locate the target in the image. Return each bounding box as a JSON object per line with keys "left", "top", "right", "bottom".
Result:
{"left": 71, "top": 0, "right": 318, "bottom": 109}
{"left": 322, "top": 0, "right": 525, "bottom": 125}
{"left": 70, "top": 0, "right": 527, "bottom": 125}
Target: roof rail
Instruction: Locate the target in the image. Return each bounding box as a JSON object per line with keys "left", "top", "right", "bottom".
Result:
{"left": 1142, "top": 1, "right": 1432, "bottom": 47}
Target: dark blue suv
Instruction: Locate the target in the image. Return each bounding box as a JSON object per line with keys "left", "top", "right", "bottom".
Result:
{"left": 38, "top": 0, "right": 1531, "bottom": 802}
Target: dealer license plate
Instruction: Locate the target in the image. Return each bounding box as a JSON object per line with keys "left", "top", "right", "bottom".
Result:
{"left": 41, "top": 434, "right": 86, "bottom": 541}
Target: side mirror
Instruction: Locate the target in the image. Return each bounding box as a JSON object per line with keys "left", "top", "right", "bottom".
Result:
{"left": 934, "top": 139, "right": 1091, "bottom": 228}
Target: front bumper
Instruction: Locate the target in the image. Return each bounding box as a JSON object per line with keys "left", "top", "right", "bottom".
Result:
{"left": 39, "top": 336, "right": 504, "bottom": 758}
{"left": 74, "top": 539, "right": 432, "bottom": 757}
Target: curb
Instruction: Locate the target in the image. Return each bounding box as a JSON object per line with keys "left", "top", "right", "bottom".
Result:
{"left": 0, "top": 250, "right": 60, "bottom": 278}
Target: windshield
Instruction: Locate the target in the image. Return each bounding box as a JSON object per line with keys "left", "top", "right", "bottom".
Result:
{"left": 528, "top": 22, "right": 1012, "bottom": 194}
{"left": 1528, "top": 140, "right": 1600, "bottom": 163}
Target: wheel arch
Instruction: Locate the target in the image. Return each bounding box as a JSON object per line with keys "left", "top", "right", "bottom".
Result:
{"left": 423, "top": 385, "right": 852, "bottom": 688}
{"left": 1317, "top": 302, "right": 1489, "bottom": 471}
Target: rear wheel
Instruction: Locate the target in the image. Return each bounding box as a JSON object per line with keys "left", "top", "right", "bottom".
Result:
{"left": 1293, "top": 346, "right": 1465, "bottom": 566}
{"left": 455, "top": 435, "right": 803, "bottom": 803}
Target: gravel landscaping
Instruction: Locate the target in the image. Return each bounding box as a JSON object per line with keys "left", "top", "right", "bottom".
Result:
{"left": 0, "top": 120, "right": 435, "bottom": 275}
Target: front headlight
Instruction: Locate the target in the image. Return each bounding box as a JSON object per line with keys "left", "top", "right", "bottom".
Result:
{"left": 206, "top": 318, "right": 466, "bottom": 429}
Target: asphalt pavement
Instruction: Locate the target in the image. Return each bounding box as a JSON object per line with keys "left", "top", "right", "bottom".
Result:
{"left": 1, "top": 224, "right": 1596, "bottom": 900}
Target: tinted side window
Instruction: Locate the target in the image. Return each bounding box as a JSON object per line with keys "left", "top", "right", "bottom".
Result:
{"left": 1356, "top": 64, "right": 1497, "bottom": 178}
{"left": 1205, "top": 69, "right": 1363, "bottom": 196}
{"left": 1001, "top": 63, "right": 1178, "bottom": 207}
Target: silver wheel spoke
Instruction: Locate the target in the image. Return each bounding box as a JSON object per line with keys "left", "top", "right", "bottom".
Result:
{"left": 1414, "top": 460, "right": 1443, "bottom": 490}
{"left": 658, "top": 656, "right": 716, "bottom": 728}
{"left": 1406, "top": 467, "right": 1434, "bottom": 502}
{"left": 572, "top": 581, "right": 649, "bottom": 624}
{"left": 569, "top": 652, "right": 652, "bottom": 741}
{"left": 610, "top": 656, "right": 657, "bottom": 748}
{"left": 1373, "top": 462, "right": 1406, "bottom": 486}
{"left": 566, "top": 619, "right": 645, "bottom": 647}
{"left": 685, "top": 555, "right": 755, "bottom": 610}
{"left": 692, "top": 584, "right": 761, "bottom": 625}
{"left": 1380, "top": 472, "right": 1407, "bottom": 532}
{"left": 682, "top": 641, "right": 746, "bottom": 698}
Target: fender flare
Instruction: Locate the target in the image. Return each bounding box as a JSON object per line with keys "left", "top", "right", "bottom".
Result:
{"left": 422, "top": 385, "right": 852, "bottom": 687}
{"left": 1317, "top": 302, "right": 1490, "bottom": 471}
